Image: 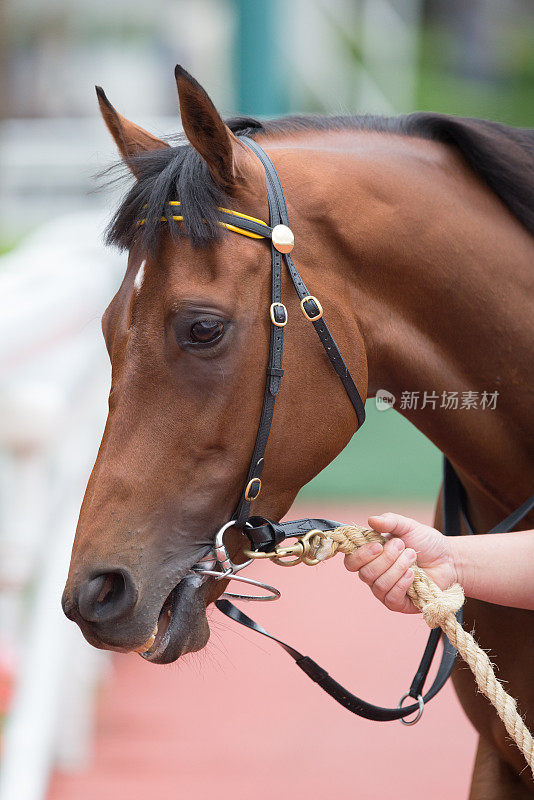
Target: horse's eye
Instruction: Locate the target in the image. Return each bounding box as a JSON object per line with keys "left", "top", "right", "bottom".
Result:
{"left": 190, "top": 319, "right": 224, "bottom": 344}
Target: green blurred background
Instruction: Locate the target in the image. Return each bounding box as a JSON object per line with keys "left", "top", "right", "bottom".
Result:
{"left": 1, "top": 0, "right": 533, "bottom": 501}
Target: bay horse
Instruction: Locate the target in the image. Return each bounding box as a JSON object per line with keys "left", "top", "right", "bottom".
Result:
{"left": 62, "top": 66, "right": 534, "bottom": 798}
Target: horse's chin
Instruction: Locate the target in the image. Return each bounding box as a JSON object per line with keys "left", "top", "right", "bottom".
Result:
{"left": 140, "top": 573, "right": 210, "bottom": 664}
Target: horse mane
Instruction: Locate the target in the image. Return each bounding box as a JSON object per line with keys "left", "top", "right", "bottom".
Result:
{"left": 105, "top": 112, "right": 534, "bottom": 252}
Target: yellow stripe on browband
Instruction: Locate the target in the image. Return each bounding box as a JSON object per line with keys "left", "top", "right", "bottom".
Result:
{"left": 136, "top": 202, "right": 269, "bottom": 239}
{"left": 169, "top": 200, "right": 267, "bottom": 228}
{"left": 217, "top": 206, "right": 267, "bottom": 227}
{"left": 138, "top": 217, "right": 265, "bottom": 239}
{"left": 219, "top": 223, "right": 265, "bottom": 239}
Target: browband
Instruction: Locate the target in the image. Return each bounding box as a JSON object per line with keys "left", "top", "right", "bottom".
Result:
{"left": 137, "top": 200, "right": 273, "bottom": 240}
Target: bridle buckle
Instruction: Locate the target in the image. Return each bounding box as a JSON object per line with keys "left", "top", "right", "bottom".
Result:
{"left": 270, "top": 302, "right": 288, "bottom": 327}
{"left": 300, "top": 295, "right": 323, "bottom": 322}
{"left": 244, "top": 478, "right": 262, "bottom": 501}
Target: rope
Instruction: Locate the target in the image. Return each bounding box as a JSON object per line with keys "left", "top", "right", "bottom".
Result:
{"left": 312, "top": 525, "right": 534, "bottom": 777}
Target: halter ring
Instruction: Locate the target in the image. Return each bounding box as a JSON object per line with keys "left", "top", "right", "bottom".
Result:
{"left": 398, "top": 693, "right": 425, "bottom": 726}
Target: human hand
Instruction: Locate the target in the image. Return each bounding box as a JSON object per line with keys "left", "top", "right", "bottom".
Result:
{"left": 344, "top": 513, "right": 459, "bottom": 614}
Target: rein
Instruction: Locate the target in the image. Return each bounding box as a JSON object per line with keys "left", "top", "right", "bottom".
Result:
{"left": 143, "top": 136, "right": 534, "bottom": 758}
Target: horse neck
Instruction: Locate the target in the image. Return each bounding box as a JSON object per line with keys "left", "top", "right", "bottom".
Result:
{"left": 277, "top": 129, "right": 534, "bottom": 521}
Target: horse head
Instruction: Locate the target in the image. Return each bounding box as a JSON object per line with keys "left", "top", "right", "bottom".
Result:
{"left": 62, "top": 67, "right": 368, "bottom": 663}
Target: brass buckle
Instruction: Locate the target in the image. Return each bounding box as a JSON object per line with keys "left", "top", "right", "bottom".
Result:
{"left": 244, "top": 478, "right": 261, "bottom": 502}
{"left": 243, "top": 530, "right": 322, "bottom": 567}
{"left": 300, "top": 295, "right": 323, "bottom": 322}
{"left": 269, "top": 302, "right": 288, "bottom": 327}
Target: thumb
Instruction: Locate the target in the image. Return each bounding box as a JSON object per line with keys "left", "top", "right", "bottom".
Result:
{"left": 368, "top": 513, "right": 421, "bottom": 540}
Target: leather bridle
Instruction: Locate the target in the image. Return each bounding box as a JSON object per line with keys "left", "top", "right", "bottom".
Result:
{"left": 160, "top": 136, "right": 534, "bottom": 724}
{"left": 231, "top": 137, "right": 366, "bottom": 526}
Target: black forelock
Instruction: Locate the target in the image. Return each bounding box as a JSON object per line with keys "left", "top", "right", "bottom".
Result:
{"left": 105, "top": 112, "right": 534, "bottom": 253}
{"left": 104, "top": 117, "right": 264, "bottom": 251}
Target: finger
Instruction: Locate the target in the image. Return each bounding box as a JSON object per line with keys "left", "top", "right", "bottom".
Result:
{"left": 383, "top": 569, "right": 419, "bottom": 614}
{"left": 358, "top": 537, "right": 405, "bottom": 585}
{"left": 344, "top": 541, "right": 383, "bottom": 572}
{"left": 371, "top": 548, "right": 418, "bottom": 601}
{"left": 368, "top": 513, "right": 421, "bottom": 539}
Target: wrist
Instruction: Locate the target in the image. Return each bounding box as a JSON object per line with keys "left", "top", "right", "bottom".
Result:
{"left": 449, "top": 536, "right": 473, "bottom": 596}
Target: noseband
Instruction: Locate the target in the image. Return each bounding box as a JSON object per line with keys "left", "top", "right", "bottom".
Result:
{"left": 162, "top": 137, "right": 534, "bottom": 724}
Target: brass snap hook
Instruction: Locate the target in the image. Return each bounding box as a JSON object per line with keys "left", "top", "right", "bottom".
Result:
{"left": 243, "top": 530, "right": 322, "bottom": 567}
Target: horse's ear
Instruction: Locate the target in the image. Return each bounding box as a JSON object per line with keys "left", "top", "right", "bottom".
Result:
{"left": 96, "top": 86, "right": 169, "bottom": 174}
{"left": 175, "top": 65, "right": 243, "bottom": 191}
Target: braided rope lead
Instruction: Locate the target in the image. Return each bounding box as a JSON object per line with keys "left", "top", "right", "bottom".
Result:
{"left": 312, "top": 525, "right": 534, "bottom": 777}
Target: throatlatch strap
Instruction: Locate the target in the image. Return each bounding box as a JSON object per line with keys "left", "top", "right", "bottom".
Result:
{"left": 217, "top": 457, "right": 534, "bottom": 722}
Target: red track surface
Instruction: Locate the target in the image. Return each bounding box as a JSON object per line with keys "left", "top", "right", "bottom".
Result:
{"left": 49, "top": 502, "right": 476, "bottom": 800}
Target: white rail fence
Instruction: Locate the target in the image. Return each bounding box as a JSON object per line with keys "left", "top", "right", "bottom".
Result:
{"left": 0, "top": 213, "right": 124, "bottom": 800}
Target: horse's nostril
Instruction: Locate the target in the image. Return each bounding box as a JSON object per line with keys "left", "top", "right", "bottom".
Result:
{"left": 77, "top": 569, "right": 138, "bottom": 624}
{"left": 96, "top": 574, "right": 116, "bottom": 605}
{"left": 61, "top": 590, "right": 77, "bottom": 621}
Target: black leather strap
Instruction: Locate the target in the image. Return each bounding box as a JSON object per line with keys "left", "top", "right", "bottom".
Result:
{"left": 233, "top": 142, "right": 287, "bottom": 529}
{"left": 215, "top": 598, "right": 458, "bottom": 721}
{"left": 402, "top": 457, "right": 470, "bottom": 704}
{"left": 488, "top": 493, "right": 534, "bottom": 533}
{"left": 246, "top": 516, "right": 343, "bottom": 552}
{"left": 217, "top": 209, "right": 272, "bottom": 239}
{"left": 218, "top": 460, "right": 461, "bottom": 722}
{"left": 282, "top": 255, "right": 366, "bottom": 427}
{"left": 240, "top": 136, "right": 366, "bottom": 429}
{"left": 217, "top": 457, "right": 534, "bottom": 721}
{"left": 233, "top": 136, "right": 366, "bottom": 530}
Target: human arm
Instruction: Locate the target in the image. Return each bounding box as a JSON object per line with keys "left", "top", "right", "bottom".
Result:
{"left": 344, "top": 512, "right": 534, "bottom": 613}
